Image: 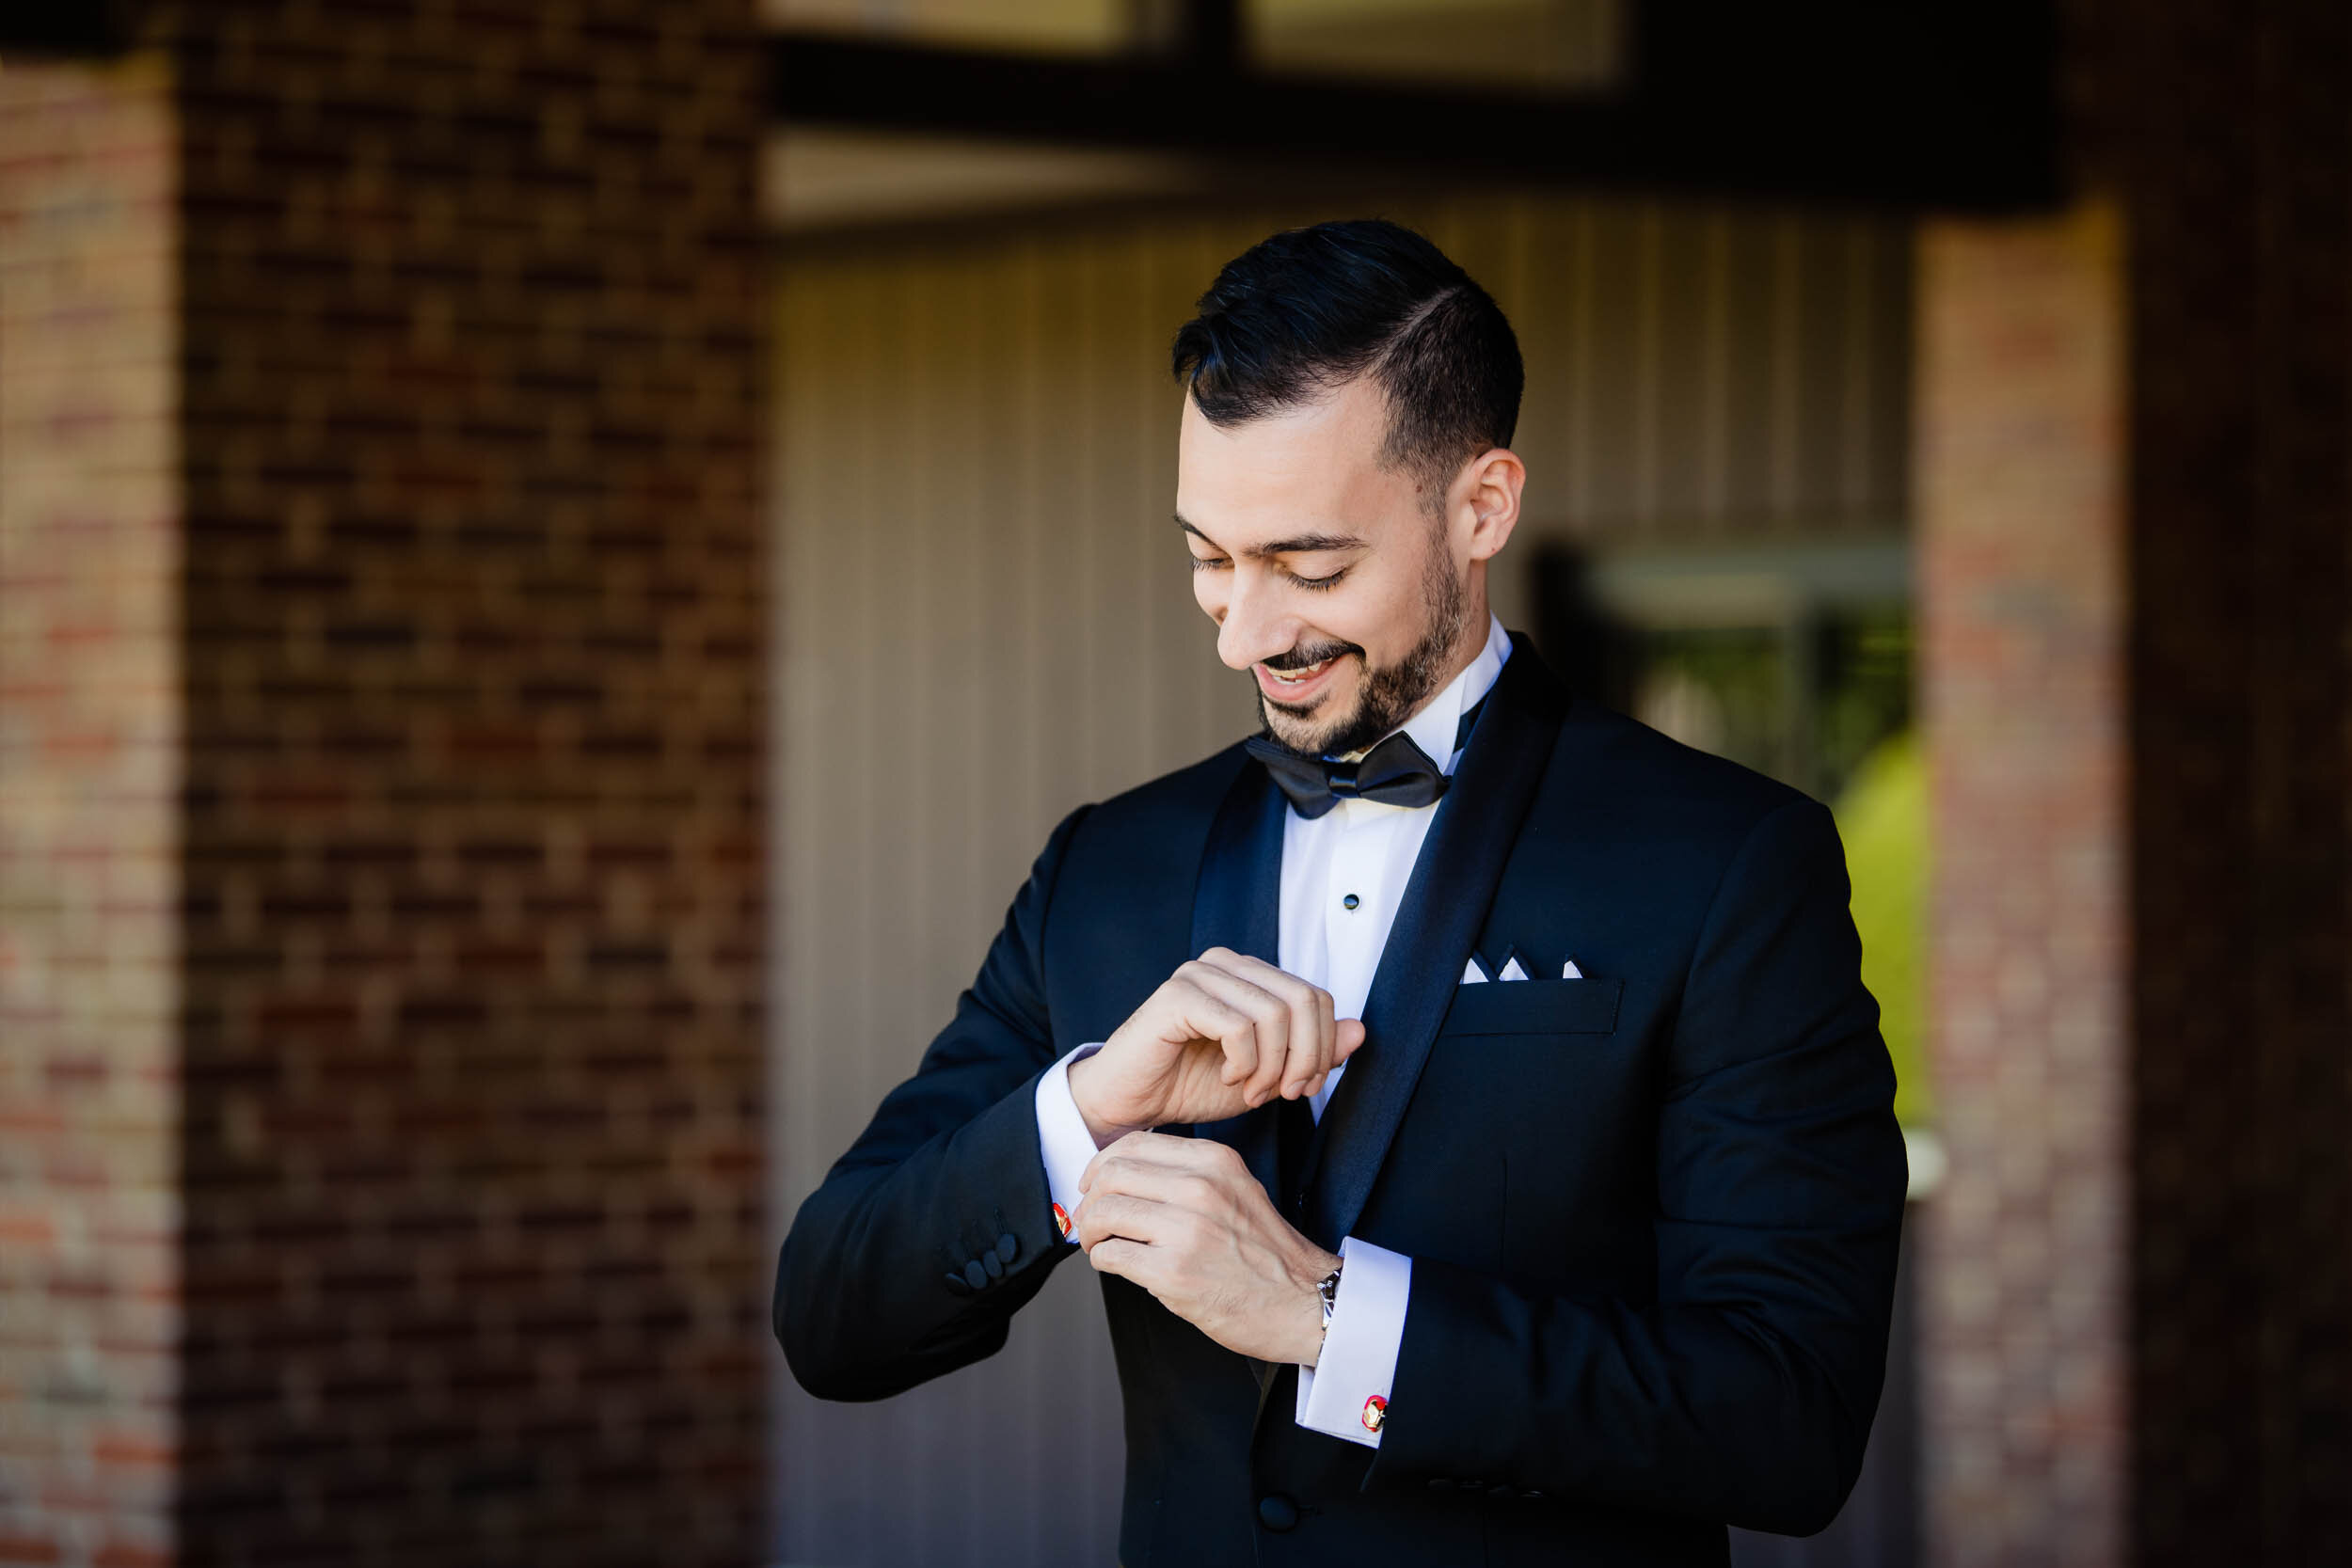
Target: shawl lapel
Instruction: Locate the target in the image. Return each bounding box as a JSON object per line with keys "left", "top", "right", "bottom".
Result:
{"left": 1294, "top": 634, "right": 1569, "bottom": 1251}
{"left": 1186, "top": 761, "right": 1288, "bottom": 1203}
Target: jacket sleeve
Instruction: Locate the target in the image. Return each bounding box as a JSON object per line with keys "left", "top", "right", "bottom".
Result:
{"left": 1360, "top": 796, "right": 1908, "bottom": 1536}
{"left": 773, "top": 803, "right": 1094, "bottom": 1402}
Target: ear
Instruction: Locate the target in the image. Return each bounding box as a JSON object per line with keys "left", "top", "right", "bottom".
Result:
{"left": 1455, "top": 447, "right": 1526, "bottom": 562}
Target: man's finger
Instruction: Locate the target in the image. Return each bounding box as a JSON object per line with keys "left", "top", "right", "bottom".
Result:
{"left": 1334, "top": 1017, "right": 1367, "bottom": 1061}
{"left": 1083, "top": 1160, "right": 1227, "bottom": 1217}
{"left": 1073, "top": 1191, "right": 1169, "bottom": 1252}
{"left": 1308, "top": 991, "right": 1345, "bottom": 1090}
{"left": 1079, "top": 1129, "right": 1192, "bottom": 1194}
{"left": 1264, "top": 962, "right": 1325, "bottom": 1099}
{"left": 1083, "top": 1236, "right": 1160, "bottom": 1286}
{"left": 1171, "top": 969, "right": 1259, "bottom": 1085}
{"left": 1184, "top": 964, "right": 1290, "bottom": 1101}
{"left": 1228, "top": 972, "right": 1294, "bottom": 1105}
{"left": 1290, "top": 980, "right": 1335, "bottom": 1095}
{"left": 1209, "top": 953, "right": 1336, "bottom": 1100}
{"left": 1181, "top": 967, "right": 1273, "bottom": 1090}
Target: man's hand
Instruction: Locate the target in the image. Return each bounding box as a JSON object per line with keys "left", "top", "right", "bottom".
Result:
{"left": 1074, "top": 1132, "right": 1341, "bottom": 1365}
{"left": 1066, "top": 947, "right": 1367, "bottom": 1146}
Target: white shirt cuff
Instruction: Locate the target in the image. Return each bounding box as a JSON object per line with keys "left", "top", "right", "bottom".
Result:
{"left": 1294, "top": 1235, "right": 1410, "bottom": 1448}
{"left": 1033, "top": 1042, "right": 1106, "bottom": 1244}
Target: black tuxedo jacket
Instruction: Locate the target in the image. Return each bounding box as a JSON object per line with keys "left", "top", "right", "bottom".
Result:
{"left": 775, "top": 634, "right": 1907, "bottom": 1567}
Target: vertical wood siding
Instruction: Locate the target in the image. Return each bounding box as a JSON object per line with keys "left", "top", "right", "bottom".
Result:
{"left": 770, "top": 193, "right": 1909, "bottom": 1566}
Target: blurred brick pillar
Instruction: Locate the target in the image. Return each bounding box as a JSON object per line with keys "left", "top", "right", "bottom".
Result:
{"left": 1, "top": 0, "right": 769, "bottom": 1561}
{"left": 1915, "top": 205, "right": 2129, "bottom": 1568}
{"left": 166, "top": 2, "right": 769, "bottom": 1562}
{"left": 1923, "top": 3, "right": 2352, "bottom": 1559}
{"left": 0, "top": 60, "right": 183, "bottom": 1567}
{"left": 2111, "top": 2, "right": 2352, "bottom": 1560}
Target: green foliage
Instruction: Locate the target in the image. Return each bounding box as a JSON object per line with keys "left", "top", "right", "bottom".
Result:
{"left": 1831, "top": 727, "right": 1931, "bottom": 1127}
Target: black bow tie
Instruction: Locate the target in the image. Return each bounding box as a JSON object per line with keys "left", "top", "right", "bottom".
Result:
{"left": 1244, "top": 694, "right": 1490, "bottom": 820}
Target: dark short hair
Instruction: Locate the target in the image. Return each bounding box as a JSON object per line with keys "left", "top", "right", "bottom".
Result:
{"left": 1170, "top": 219, "right": 1524, "bottom": 503}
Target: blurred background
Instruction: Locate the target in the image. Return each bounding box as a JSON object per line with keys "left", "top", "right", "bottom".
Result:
{"left": 1, "top": 2, "right": 2344, "bottom": 1565}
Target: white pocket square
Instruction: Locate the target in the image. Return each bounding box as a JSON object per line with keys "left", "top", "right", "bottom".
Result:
{"left": 1461, "top": 951, "right": 1584, "bottom": 984}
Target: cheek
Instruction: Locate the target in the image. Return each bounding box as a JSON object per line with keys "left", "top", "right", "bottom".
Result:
{"left": 1327, "top": 576, "right": 1410, "bottom": 652}
{"left": 1192, "top": 575, "right": 1226, "bottom": 620}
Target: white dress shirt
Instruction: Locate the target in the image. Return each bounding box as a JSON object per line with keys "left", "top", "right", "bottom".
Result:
{"left": 1034, "top": 614, "right": 1514, "bottom": 1448}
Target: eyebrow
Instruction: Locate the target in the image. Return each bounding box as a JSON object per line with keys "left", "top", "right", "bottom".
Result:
{"left": 1176, "top": 515, "right": 1367, "bottom": 559}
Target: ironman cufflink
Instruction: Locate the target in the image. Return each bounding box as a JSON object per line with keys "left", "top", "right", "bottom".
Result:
{"left": 1361, "top": 1394, "right": 1388, "bottom": 1433}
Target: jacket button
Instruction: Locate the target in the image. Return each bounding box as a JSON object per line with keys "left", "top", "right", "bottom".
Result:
{"left": 1256, "top": 1494, "right": 1298, "bottom": 1531}
{"left": 1425, "top": 1478, "right": 1453, "bottom": 1491}
{"left": 962, "top": 1259, "right": 989, "bottom": 1291}
{"left": 943, "top": 1271, "right": 972, "bottom": 1296}
{"left": 1488, "top": 1482, "right": 1517, "bottom": 1499}
{"left": 981, "top": 1248, "right": 1005, "bottom": 1280}
{"left": 996, "top": 1231, "right": 1019, "bottom": 1263}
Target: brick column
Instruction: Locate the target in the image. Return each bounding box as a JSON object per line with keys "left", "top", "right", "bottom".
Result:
{"left": 1, "top": 1, "right": 769, "bottom": 1560}
{"left": 1915, "top": 204, "right": 2129, "bottom": 1568}
{"left": 2115, "top": 3, "right": 2352, "bottom": 1560}
{"left": 0, "top": 60, "right": 183, "bottom": 1567}
{"left": 1920, "top": 5, "right": 2352, "bottom": 1557}
{"left": 167, "top": 5, "right": 768, "bottom": 1562}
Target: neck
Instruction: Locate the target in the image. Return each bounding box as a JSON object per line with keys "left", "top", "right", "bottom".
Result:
{"left": 1419, "top": 576, "right": 1492, "bottom": 705}
{"left": 1331, "top": 595, "right": 1498, "bottom": 763}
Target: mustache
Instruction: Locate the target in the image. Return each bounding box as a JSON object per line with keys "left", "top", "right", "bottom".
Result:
{"left": 1263, "top": 638, "right": 1361, "bottom": 672}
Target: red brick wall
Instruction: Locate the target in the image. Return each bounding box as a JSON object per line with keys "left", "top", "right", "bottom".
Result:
{"left": 1920, "top": 4, "right": 2352, "bottom": 1560}
{"left": 3, "top": 0, "right": 769, "bottom": 1560}
{"left": 1915, "top": 205, "right": 2129, "bottom": 1568}
{"left": 0, "top": 59, "right": 183, "bottom": 1568}
{"left": 2108, "top": 3, "right": 2352, "bottom": 1560}
{"left": 162, "top": 3, "right": 768, "bottom": 1562}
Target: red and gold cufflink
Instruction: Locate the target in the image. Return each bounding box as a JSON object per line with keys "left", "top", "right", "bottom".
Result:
{"left": 1361, "top": 1394, "right": 1388, "bottom": 1433}
{"left": 1053, "top": 1202, "right": 1073, "bottom": 1243}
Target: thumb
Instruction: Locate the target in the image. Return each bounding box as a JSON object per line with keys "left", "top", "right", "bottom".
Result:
{"left": 1334, "top": 1019, "right": 1367, "bottom": 1061}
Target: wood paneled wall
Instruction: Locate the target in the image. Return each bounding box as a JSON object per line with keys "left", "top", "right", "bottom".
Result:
{"left": 769, "top": 192, "right": 1910, "bottom": 1566}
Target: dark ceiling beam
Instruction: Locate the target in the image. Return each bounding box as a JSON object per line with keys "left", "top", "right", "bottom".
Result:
{"left": 773, "top": 1, "right": 2059, "bottom": 213}
{"left": 0, "top": 0, "right": 137, "bottom": 55}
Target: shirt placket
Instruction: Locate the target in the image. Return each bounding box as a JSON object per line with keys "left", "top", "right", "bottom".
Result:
{"left": 1323, "top": 801, "right": 1395, "bottom": 1022}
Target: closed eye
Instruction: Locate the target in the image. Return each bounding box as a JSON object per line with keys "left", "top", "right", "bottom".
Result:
{"left": 1186, "top": 553, "right": 1345, "bottom": 590}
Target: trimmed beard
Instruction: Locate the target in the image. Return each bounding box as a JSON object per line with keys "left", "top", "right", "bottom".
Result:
{"left": 1255, "top": 535, "right": 1469, "bottom": 759}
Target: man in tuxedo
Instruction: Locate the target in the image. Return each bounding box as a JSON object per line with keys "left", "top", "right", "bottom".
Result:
{"left": 774, "top": 219, "right": 1906, "bottom": 1566}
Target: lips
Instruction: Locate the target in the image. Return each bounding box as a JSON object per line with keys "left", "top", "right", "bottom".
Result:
{"left": 1267, "top": 657, "right": 1332, "bottom": 685}
{"left": 1255, "top": 654, "right": 1344, "bottom": 704}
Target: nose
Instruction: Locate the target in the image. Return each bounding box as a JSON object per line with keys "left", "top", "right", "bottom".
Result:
{"left": 1214, "top": 571, "right": 1296, "bottom": 673}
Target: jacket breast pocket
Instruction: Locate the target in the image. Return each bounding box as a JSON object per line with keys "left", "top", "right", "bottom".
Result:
{"left": 1438, "top": 975, "right": 1623, "bottom": 1037}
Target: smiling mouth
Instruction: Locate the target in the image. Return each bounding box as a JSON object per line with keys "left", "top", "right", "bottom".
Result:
{"left": 1263, "top": 657, "right": 1334, "bottom": 687}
